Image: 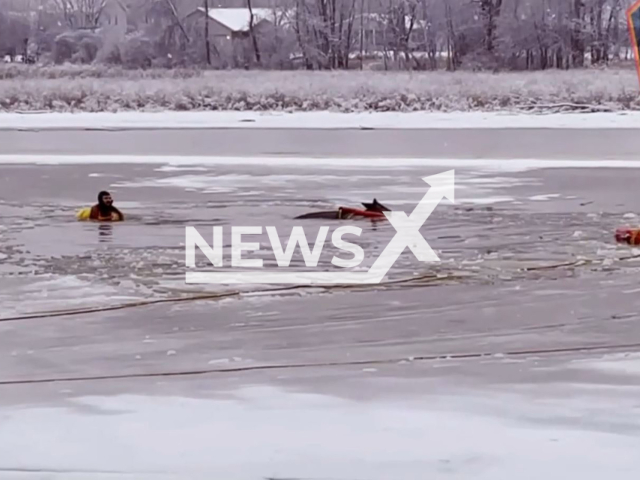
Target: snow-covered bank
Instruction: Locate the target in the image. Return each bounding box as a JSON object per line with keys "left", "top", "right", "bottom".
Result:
{"left": 4, "top": 110, "right": 640, "bottom": 130}
{"left": 1, "top": 380, "right": 639, "bottom": 480}
{"left": 1, "top": 68, "right": 638, "bottom": 113}
{"left": 6, "top": 154, "right": 640, "bottom": 172}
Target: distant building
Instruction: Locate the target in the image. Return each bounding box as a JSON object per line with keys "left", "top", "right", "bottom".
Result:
{"left": 182, "top": 6, "right": 290, "bottom": 67}
{"left": 188, "top": 7, "right": 280, "bottom": 40}
{"left": 98, "top": 0, "right": 128, "bottom": 40}
{"left": 357, "top": 13, "right": 428, "bottom": 53}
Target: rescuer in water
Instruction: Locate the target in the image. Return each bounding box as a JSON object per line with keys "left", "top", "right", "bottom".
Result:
{"left": 76, "top": 191, "right": 124, "bottom": 222}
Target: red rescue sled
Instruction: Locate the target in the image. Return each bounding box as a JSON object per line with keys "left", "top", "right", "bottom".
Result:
{"left": 338, "top": 207, "right": 387, "bottom": 219}
{"left": 615, "top": 227, "right": 640, "bottom": 245}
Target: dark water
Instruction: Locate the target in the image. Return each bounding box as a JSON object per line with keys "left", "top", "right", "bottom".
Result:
{"left": 0, "top": 160, "right": 638, "bottom": 318}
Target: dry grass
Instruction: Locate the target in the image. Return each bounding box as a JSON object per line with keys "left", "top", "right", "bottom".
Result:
{"left": 0, "top": 64, "right": 205, "bottom": 80}
{"left": 1, "top": 65, "right": 639, "bottom": 112}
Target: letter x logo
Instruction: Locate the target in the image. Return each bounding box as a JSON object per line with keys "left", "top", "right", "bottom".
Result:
{"left": 367, "top": 170, "right": 454, "bottom": 281}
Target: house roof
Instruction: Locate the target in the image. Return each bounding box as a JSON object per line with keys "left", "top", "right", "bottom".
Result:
{"left": 113, "top": 0, "right": 129, "bottom": 12}
{"left": 356, "top": 12, "right": 427, "bottom": 30}
{"left": 198, "top": 7, "right": 276, "bottom": 32}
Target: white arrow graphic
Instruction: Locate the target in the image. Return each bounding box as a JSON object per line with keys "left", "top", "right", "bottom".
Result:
{"left": 185, "top": 170, "right": 454, "bottom": 285}
{"left": 365, "top": 169, "right": 455, "bottom": 282}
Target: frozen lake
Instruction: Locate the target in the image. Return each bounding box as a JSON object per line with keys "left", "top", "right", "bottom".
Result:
{"left": 1, "top": 143, "right": 640, "bottom": 477}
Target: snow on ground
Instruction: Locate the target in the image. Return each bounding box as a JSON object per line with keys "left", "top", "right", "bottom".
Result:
{"left": 7, "top": 154, "right": 640, "bottom": 172}
{"left": 0, "top": 274, "right": 152, "bottom": 318}
{"left": 0, "top": 383, "right": 638, "bottom": 480}
{"left": 1, "top": 68, "right": 637, "bottom": 113}
{"left": 568, "top": 353, "right": 640, "bottom": 376}
{"left": 4, "top": 110, "right": 640, "bottom": 130}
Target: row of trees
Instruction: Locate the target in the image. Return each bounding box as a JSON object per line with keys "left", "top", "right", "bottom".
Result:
{"left": 0, "top": 0, "right": 637, "bottom": 70}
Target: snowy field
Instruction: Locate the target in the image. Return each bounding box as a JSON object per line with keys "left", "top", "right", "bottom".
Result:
{"left": 1, "top": 67, "right": 639, "bottom": 113}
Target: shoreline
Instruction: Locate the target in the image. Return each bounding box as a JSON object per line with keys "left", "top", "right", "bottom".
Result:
{"left": 3, "top": 110, "right": 640, "bottom": 130}
{"left": 6, "top": 155, "right": 640, "bottom": 169}
{"left": 1, "top": 68, "right": 639, "bottom": 115}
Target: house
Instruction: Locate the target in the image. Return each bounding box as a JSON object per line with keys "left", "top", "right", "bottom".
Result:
{"left": 98, "top": 0, "right": 128, "bottom": 39}
{"left": 192, "top": 7, "right": 281, "bottom": 39}
{"left": 357, "top": 13, "right": 428, "bottom": 53}
{"left": 183, "top": 6, "right": 291, "bottom": 66}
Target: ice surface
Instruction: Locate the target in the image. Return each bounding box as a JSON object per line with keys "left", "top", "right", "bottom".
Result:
{"left": 0, "top": 385, "right": 638, "bottom": 480}
{"left": 3, "top": 110, "right": 640, "bottom": 130}
{"left": 569, "top": 353, "right": 640, "bottom": 376}
{"left": 7, "top": 154, "right": 640, "bottom": 173}
{"left": 0, "top": 274, "right": 148, "bottom": 318}
{"left": 529, "top": 194, "right": 562, "bottom": 201}
{"left": 1, "top": 161, "right": 535, "bottom": 316}
{"left": 456, "top": 196, "right": 515, "bottom": 205}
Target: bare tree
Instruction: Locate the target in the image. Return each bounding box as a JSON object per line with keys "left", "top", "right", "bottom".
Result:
{"left": 0, "top": 0, "right": 631, "bottom": 71}
{"left": 53, "top": 0, "right": 108, "bottom": 29}
{"left": 478, "top": 0, "right": 503, "bottom": 53}
{"left": 444, "top": 0, "right": 462, "bottom": 70}
{"left": 247, "top": 0, "right": 262, "bottom": 64}
{"left": 570, "top": 0, "right": 586, "bottom": 66}
{"left": 359, "top": 0, "right": 364, "bottom": 68}
{"left": 164, "top": 0, "right": 191, "bottom": 43}
{"left": 203, "top": 0, "right": 211, "bottom": 64}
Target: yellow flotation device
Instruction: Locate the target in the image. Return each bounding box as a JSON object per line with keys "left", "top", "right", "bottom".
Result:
{"left": 76, "top": 207, "right": 93, "bottom": 221}
{"left": 76, "top": 207, "right": 124, "bottom": 222}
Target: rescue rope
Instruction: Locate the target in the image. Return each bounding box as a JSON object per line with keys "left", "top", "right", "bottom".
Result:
{"left": 1, "top": 341, "right": 639, "bottom": 386}
{"left": 0, "top": 273, "right": 461, "bottom": 323}
{"left": 2, "top": 255, "right": 640, "bottom": 386}
{"left": 2, "top": 252, "right": 640, "bottom": 324}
